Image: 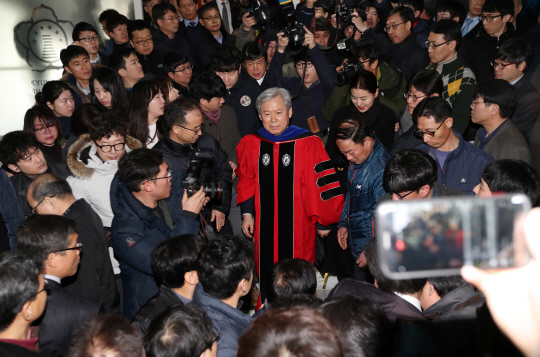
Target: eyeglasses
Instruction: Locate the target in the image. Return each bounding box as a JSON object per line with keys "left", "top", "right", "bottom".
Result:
{"left": 295, "top": 62, "right": 314, "bottom": 69}
{"left": 403, "top": 93, "right": 427, "bottom": 102}
{"left": 471, "top": 100, "right": 490, "bottom": 108}
{"left": 146, "top": 170, "right": 173, "bottom": 182}
{"left": 34, "top": 281, "right": 51, "bottom": 298}
{"left": 31, "top": 197, "right": 46, "bottom": 215}
{"left": 384, "top": 22, "right": 403, "bottom": 32}
{"left": 133, "top": 38, "right": 153, "bottom": 46}
{"left": 202, "top": 15, "right": 221, "bottom": 21}
{"left": 425, "top": 40, "right": 450, "bottom": 49}
{"left": 480, "top": 14, "right": 502, "bottom": 22}
{"left": 178, "top": 123, "right": 205, "bottom": 133}
{"left": 55, "top": 242, "right": 83, "bottom": 253}
{"left": 79, "top": 35, "right": 100, "bottom": 43}
{"left": 394, "top": 190, "right": 415, "bottom": 200}
{"left": 174, "top": 64, "right": 193, "bottom": 74}
{"left": 95, "top": 142, "right": 126, "bottom": 153}
{"left": 491, "top": 61, "right": 514, "bottom": 70}
{"left": 414, "top": 120, "right": 447, "bottom": 138}
{"left": 162, "top": 15, "right": 180, "bottom": 21}
{"left": 34, "top": 122, "right": 57, "bottom": 134}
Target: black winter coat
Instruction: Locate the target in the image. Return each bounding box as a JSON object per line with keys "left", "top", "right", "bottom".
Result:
{"left": 224, "top": 71, "right": 262, "bottom": 137}
{"left": 387, "top": 33, "right": 429, "bottom": 81}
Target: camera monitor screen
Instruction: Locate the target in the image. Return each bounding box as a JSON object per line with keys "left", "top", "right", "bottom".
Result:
{"left": 376, "top": 194, "right": 531, "bottom": 279}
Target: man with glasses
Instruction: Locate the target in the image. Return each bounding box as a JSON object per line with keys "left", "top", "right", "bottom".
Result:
{"left": 385, "top": 6, "right": 429, "bottom": 81}
{"left": 17, "top": 215, "right": 101, "bottom": 356}
{"left": 27, "top": 174, "right": 119, "bottom": 314}
{"left": 164, "top": 52, "right": 193, "bottom": 97}
{"left": 460, "top": 0, "right": 517, "bottom": 84}
{"left": 0, "top": 131, "right": 68, "bottom": 220}
{"left": 73, "top": 22, "right": 109, "bottom": 65}
{"left": 0, "top": 251, "right": 46, "bottom": 356}
{"left": 378, "top": 149, "right": 464, "bottom": 205}
{"left": 493, "top": 38, "right": 540, "bottom": 143}
{"left": 195, "top": 3, "right": 236, "bottom": 71}
{"left": 415, "top": 97, "right": 493, "bottom": 194}
{"left": 128, "top": 20, "right": 163, "bottom": 77}
{"left": 426, "top": 19, "right": 476, "bottom": 134}
{"left": 110, "top": 148, "right": 208, "bottom": 319}
{"left": 151, "top": 2, "right": 193, "bottom": 64}
{"left": 154, "top": 97, "right": 233, "bottom": 235}
{"left": 471, "top": 79, "right": 530, "bottom": 162}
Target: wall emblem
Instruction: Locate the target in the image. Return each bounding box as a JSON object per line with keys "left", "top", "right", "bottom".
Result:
{"left": 15, "top": 4, "right": 74, "bottom": 72}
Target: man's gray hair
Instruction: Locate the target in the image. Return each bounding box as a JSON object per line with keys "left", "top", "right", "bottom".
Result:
{"left": 255, "top": 88, "right": 292, "bottom": 114}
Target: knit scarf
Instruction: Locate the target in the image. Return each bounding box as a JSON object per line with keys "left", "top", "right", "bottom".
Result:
{"left": 201, "top": 108, "right": 221, "bottom": 125}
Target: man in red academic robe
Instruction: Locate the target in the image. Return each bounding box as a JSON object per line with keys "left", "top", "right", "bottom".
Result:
{"left": 236, "top": 87, "right": 344, "bottom": 301}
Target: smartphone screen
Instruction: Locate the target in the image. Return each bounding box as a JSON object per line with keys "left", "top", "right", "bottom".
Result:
{"left": 376, "top": 194, "right": 531, "bottom": 279}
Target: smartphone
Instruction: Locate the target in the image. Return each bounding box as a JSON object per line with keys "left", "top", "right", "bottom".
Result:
{"left": 376, "top": 194, "right": 531, "bottom": 279}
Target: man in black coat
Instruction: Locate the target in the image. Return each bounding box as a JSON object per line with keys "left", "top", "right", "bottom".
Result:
{"left": 213, "top": 46, "right": 262, "bottom": 137}
{"left": 17, "top": 215, "right": 102, "bottom": 357}
{"left": 176, "top": 0, "right": 204, "bottom": 69}
{"left": 131, "top": 234, "right": 207, "bottom": 334}
{"left": 151, "top": 3, "right": 193, "bottom": 62}
{"left": 129, "top": 20, "right": 165, "bottom": 77}
{"left": 0, "top": 132, "right": 69, "bottom": 221}
{"left": 386, "top": 6, "right": 430, "bottom": 81}
{"left": 27, "top": 174, "right": 119, "bottom": 314}
{"left": 195, "top": 3, "right": 236, "bottom": 71}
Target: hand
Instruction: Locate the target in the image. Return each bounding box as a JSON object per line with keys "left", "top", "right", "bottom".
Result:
{"left": 182, "top": 187, "right": 209, "bottom": 214}
{"left": 303, "top": 26, "right": 316, "bottom": 50}
{"left": 317, "top": 229, "right": 331, "bottom": 237}
{"left": 461, "top": 208, "right": 540, "bottom": 357}
{"left": 356, "top": 251, "right": 367, "bottom": 267}
{"left": 337, "top": 227, "right": 348, "bottom": 249}
{"left": 395, "top": 122, "right": 400, "bottom": 132}
{"left": 353, "top": 28, "right": 362, "bottom": 41}
{"left": 331, "top": 14, "right": 339, "bottom": 29}
{"left": 276, "top": 32, "right": 289, "bottom": 53}
{"left": 351, "top": 10, "right": 368, "bottom": 33}
{"left": 242, "top": 214, "right": 255, "bottom": 238}
{"left": 242, "top": 12, "right": 257, "bottom": 31}
{"left": 229, "top": 161, "right": 238, "bottom": 179}
{"left": 211, "top": 209, "right": 226, "bottom": 232}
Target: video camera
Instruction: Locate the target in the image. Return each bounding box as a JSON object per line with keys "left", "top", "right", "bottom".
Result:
{"left": 240, "top": 0, "right": 271, "bottom": 30}
{"left": 182, "top": 147, "right": 223, "bottom": 199}
{"left": 283, "top": 21, "right": 306, "bottom": 54}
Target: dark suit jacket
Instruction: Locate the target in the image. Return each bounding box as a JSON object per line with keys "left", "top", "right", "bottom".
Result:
{"left": 194, "top": 27, "right": 236, "bottom": 71}
{"left": 511, "top": 76, "right": 540, "bottom": 143}
{"left": 62, "top": 199, "right": 119, "bottom": 313}
{"left": 131, "top": 285, "right": 185, "bottom": 335}
{"left": 177, "top": 20, "right": 203, "bottom": 69}
{"left": 327, "top": 278, "right": 429, "bottom": 323}
{"left": 38, "top": 279, "right": 102, "bottom": 357}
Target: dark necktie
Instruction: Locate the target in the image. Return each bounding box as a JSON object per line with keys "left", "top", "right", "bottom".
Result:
{"left": 221, "top": 1, "right": 231, "bottom": 34}
{"left": 189, "top": 21, "right": 196, "bottom": 27}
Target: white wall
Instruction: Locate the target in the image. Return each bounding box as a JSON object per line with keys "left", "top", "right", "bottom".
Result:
{"left": 0, "top": 0, "right": 138, "bottom": 136}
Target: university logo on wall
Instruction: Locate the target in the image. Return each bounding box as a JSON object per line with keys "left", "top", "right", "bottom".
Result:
{"left": 15, "top": 4, "right": 74, "bottom": 72}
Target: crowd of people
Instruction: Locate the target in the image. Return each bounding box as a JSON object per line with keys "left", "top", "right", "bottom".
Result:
{"left": 1, "top": 0, "right": 540, "bottom": 355}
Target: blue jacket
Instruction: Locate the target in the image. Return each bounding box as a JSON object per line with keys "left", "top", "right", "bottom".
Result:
{"left": 417, "top": 130, "right": 493, "bottom": 195}
{"left": 338, "top": 139, "right": 390, "bottom": 258}
{"left": 193, "top": 284, "right": 252, "bottom": 357}
{"left": 110, "top": 170, "right": 200, "bottom": 319}
{"left": 0, "top": 169, "right": 22, "bottom": 250}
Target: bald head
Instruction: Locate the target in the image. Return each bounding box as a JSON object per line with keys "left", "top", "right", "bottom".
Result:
{"left": 27, "top": 174, "right": 75, "bottom": 216}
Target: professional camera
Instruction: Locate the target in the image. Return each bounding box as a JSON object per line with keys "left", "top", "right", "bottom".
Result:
{"left": 182, "top": 147, "right": 223, "bottom": 199}
{"left": 335, "top": 58, "right": 364, "bottom": 86}
{"left": 336, "top": 3, "right": 354, "bottom": 28}
{"left": 240, "top": 0, "right": 271, "bottom": 30}
{"left": 283, "top": 21, "right": 306, "bottom": 54}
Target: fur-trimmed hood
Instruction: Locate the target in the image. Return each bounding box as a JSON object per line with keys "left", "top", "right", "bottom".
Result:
{"left": 67, "top": 134, "right": 142, "bottom": 178}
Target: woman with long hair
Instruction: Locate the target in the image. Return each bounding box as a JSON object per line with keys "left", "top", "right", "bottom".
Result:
{"left": 128, "top": 80, "right": 165, "bottom": 148}
{"left": 23, "top": 106, "right": 65, "bottom": 164}
{"left": 90, "top": 67, "right": 130, "bottom": 119}
{"left": 35, "top": 81, "right": 75, "bottom": 137}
